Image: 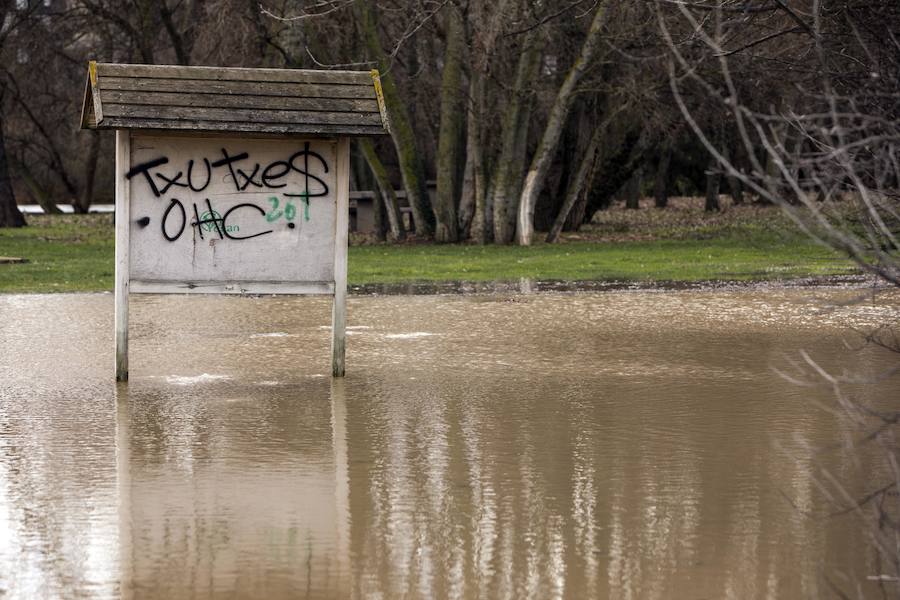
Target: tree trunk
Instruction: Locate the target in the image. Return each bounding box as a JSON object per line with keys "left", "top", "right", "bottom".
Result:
{"left": 372, "top": 186, "right": 387, "bottom": 242}
{"left": 565, "top": 151, "right": 604, "bottom": 231}
{"left": 547, "top": 101, "right": 585, "bottom": 228}
{"left": 723, "top": 142, "right": 743, "bottom": 204}
{"left": 491, "top": 29, "right": 544, "bottom": 244}
{"left": 705, "top": 159, "right": 721, "bottom": 212}
{"left": 726, "top": 172, "right": 743, "bottom": 205}
{"left": 433, "top": 5, "right": 466, "bottom": 243}
{"left": 461, "top": 69, "right": 487, "bottom": 242}
{"left": 566, "top": 186, "right": 590, "bottom": 231}
{"left": 356, "top": 2, "right": 433, "bottom": 236}
{"left": 18, "top": 163, "right": 61, "bottom": 215}
{"left": 160, "top": 0, "right": 203, "bottom": 66}
{"left": 516, "top": 0, "right": 611, "bottom": 245}
{"left": 0, "top": 113, "right": 24, "bottom": 228}
{"left": 7, "top": 80, "right": 79, "bottom": 203}
{"left": 583, "top": 128, "right": 644, "bottom": 217}
{"left": 358, "top": 139, "right": 405, "bottom": 241}
{"left": 625, "top": 166, "right": 642, "bottom": 209}
{"left": 654, "top": 146, "right": 672, "bottom": 208}
{"left": 547, "top": 121, "right": 605, "bottom": 242}
{"left": 74, "top": 130, "right": 102, "bottom": 214}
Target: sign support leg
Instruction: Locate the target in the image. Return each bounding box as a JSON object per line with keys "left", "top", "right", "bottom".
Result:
{"left": 115, "top": 130, "right": 131, "bottom": 381}
{"left": 331, "top": 138, "right": 350, "bottom": 377}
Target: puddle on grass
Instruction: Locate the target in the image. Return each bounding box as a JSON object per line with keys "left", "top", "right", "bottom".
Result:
{"left": 0, "top": 287, "right": 898, "bottom": 599}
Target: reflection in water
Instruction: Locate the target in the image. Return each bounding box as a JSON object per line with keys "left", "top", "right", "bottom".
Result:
{"left": 113, "top": 379, "right": 349, "bottom": 599}
{"left": 0, "top": 289, "right": 897, "bottom": 598}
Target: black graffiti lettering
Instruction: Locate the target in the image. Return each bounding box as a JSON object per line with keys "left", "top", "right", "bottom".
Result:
{"left": 222, "top": 203, "right": 273, "bottom": 240}
{"left": 186, "top": 158, "right": 212, "bottom": 192}
{"left": 261, "top": 161, "right": 290, "bottom": 188}
{"left": 155, "top": 171, "right": 188, "bottom": 195}
{"left": 190, "top": 199, "right": 227, "bottom": 240}
{"left": 192, "top": 202, "right": 204, "bottom": 240}
{"left": 126, "top": 157, "right": 169, "bottom": 197}
{"left": 288, "top": 143, "right": 330, "bottom": 198}
{"left": 205, "top": 198, "right": 225, "bottom": 238}
{"left": 235, "top": 164, "right": 262, "bottom": 191}
{"left": 133, "top": 146, "right": 331, "bottom": 198}
{"left": 161, "top": 199, "right": 186, "bottom": 241}
{"left": 144, "top": 145, "right": 331, "bottom": 244}
{"left": 211, "top": 149, "right": 250, "bottom": 192}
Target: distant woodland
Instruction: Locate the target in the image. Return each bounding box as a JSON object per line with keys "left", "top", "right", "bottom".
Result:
{"left": 0, "top": 0, "right": 896, "bottom": 254}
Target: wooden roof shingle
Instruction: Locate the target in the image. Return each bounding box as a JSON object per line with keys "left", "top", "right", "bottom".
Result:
{"left": 81, "top": 62, "right": 390, "bottom": 137}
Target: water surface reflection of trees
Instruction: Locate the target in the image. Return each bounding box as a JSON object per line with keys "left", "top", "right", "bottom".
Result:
{"left": 340, "top": 329, "right": 886, "bottom": 599}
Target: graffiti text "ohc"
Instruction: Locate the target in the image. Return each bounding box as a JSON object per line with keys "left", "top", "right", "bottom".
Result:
{"left": 161, "top": 198, "right": 273, "bottom": 242}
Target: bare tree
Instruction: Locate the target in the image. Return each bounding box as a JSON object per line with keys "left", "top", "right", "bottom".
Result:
{"left": 658, "top": 1, "right": 900, "bottom": 593}
{"left": 433, "top": 1, "right": 466, "bottom": 243}
{"left": 0, "top": 0, "right": 39, "bottom": 228}
{"left": 490, "top": 25, "right": 544, "bottom": 244}
{"left": 659, "top": 0, "right": 899, "bottom": 284}
{"left": 516, "top": 0, "right": 611, "bottom": 245}
{"left": 354, "top": 1, "right": 434, "bottom": 237}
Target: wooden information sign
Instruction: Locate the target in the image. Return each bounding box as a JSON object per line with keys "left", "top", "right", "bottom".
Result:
{"left": 81, "top": 62, "right": 390, "bottom": 380}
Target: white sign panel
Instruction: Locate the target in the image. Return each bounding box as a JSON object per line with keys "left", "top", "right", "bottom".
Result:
{"left": 127, "top": 135, "right": 337, "bottom": 290}
{"left": 114, "top": 132, "right": 350, "bottom": 381}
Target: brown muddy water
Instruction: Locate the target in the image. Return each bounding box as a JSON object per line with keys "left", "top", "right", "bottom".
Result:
{"left": 0, "top": 288, "right": 898, "bottom": 599}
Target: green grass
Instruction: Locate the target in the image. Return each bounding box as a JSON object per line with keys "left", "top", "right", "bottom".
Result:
{"left": 348, "top": 234, "right": 855, "bottom": 284}
{"left": 0, "top": 207, "right": 857, "bottom": 293}
{"left": 0, "top": 214, "right": 115, "bottom": 293}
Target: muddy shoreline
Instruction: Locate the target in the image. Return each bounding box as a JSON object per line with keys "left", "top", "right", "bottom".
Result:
{"left": 349, "top": 274, "right": 887, "bottom": 296}
{"left": 1, "top": 274, "right": 888, "bottom": 298}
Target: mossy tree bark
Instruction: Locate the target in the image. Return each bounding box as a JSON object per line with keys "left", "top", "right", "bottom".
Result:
{"left": 543, "top": 100, "right": 586, "bottom": 232}
{"left": 356, "top": 2, "right": 433, "bottom": 236}
{"left": 460, "top": 69, "right": 486, "bottom": 242}
{"left": 434, "top": 4, "right": 466, "bottom": 243}
{"left": 372, "top": 187, "right": 389, "bottom": 242}
{"left": 583, "top": 127, "right": 645, "bottom": 218}
{"left": 491, "top": 29, "right": 544, "bottom": 244}
{"left": 546, "top": 119, "right": 605, "bottom": 242}
{"left": 464, "top": 0, "right": 509, "bottom": 243}
{"left": 564, "top": 149, "right": 606, "bottom": 231}
{"left": 359, "top": 139, "right": 405, "bottom": 241}
{"left": 516, "top": 0, "right": 611, "bottom": 245}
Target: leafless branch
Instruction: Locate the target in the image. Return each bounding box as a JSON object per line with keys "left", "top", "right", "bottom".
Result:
{"left": 259, "top": 0, "right": 355, "bottom": 22}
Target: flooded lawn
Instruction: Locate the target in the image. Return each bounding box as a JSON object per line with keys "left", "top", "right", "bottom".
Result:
{"left": 0, "top": 288, "right": 898, "bottom": 599}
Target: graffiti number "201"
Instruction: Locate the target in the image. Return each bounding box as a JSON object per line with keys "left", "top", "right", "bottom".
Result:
{"left": 266, "top": 196, "right": 309, "bottom": 223}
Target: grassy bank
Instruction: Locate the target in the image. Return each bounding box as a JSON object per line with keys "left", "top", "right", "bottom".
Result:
{"left": 0, "top": 199, "right": 857, "bottom": 293}
{"left": 350, "top": 236, "right": 852, "bottom": 284}
{"left": 0, "top": 214, "right": 115, "bottom": 293}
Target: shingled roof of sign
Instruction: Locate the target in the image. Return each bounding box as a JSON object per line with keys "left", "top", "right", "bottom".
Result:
{"left": 81, "top": 62, "right": 390, "bottom": 137}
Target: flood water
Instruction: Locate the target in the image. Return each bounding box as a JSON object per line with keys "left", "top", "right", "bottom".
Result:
{"left": 0, "top": 287, "right": 898, "bottom": 599}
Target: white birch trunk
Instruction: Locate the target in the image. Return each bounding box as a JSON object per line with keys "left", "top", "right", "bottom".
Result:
{"left": 516, "top": 0, "right": 611, "bottom": 245}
